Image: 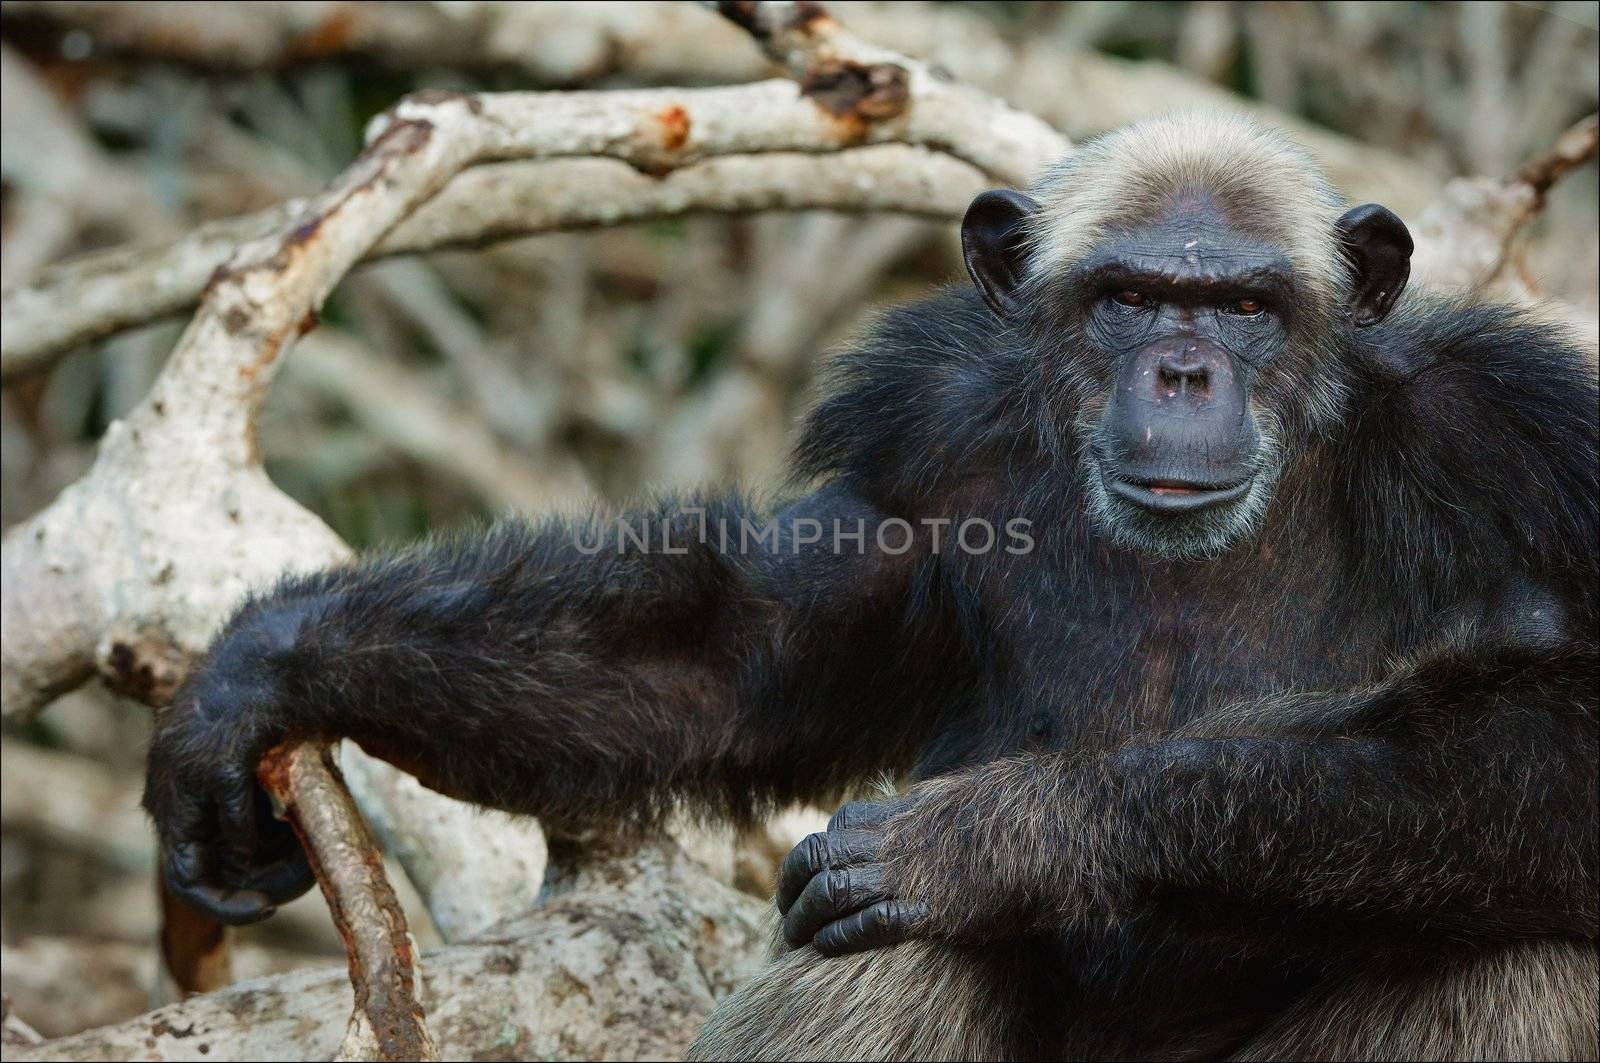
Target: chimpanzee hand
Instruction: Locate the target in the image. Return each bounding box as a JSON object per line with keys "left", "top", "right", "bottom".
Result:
{"left": 776, "top": 796, "right": 931, "bottom": 956}
{"left": 142, "top": 630, "right": 315, "bottom": 925}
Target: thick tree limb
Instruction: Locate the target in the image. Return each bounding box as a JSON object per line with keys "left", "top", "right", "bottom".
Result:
{"left": 1, "top": 937, "right": 324, "bottom": 1039}
{"left": 3, "top": 839, "right": 768, "bottom": 1063}
{"left": 2, "top": 147, "right": 984, "bottom": 381}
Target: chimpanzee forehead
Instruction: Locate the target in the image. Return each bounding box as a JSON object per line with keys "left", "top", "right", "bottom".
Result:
{"left": 1065, "top": 191, "right": 1298, "bottom": 299}
{"left": 1025, "top": 112, "right": 1348, "bottom": 308}
{"left": 1139, "top": 189, "right": 1288, "bottom": 253}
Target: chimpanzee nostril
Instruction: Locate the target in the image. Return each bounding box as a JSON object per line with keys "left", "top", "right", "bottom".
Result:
{"left": 1156, "top": 355, "right": 1211, "bottom": 394}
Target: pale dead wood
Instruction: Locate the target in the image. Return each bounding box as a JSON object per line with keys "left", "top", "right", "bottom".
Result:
{"left": 711, "top": 0, "right": 1065, "bottom": 186}
{"left": 2, "top": 840, "right": 768, "bottom": 1063}
{"left": 2, "top": 147, "right": 985, "bottom": 381}
{"left": 1, "top": 936, "right": 328, "bottom": 1040}
{"left": 0, "top": 740, "right": 150, "bottom": 869}
{"left": 0, "top": 0, "right": 1438, "bottom": 208}
{"left": 3, "top": 996, "right": 44, "bottom": 1047}
{"left": 1411, "top": 112, "right": 1600, "bottom": 297}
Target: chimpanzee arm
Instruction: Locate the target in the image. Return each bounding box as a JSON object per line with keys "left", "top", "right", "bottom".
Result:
{"left": 143, "top": 485, "right": 972, "bottom": 924}
{"left": 781, "top": 636, "right": 1597, "bottom": 955}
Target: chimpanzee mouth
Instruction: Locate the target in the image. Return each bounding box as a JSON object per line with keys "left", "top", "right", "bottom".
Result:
{"left": 1106, "top": 474, "right": 1256, "bottom": 514}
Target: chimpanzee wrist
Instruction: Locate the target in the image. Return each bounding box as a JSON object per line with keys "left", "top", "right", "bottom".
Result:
{"left": 880, "top": 754, "right": 1145, "bottom": 940}
{"left": 878, "top": 764, "right": 1049, "bottom": 939}
{"left": 183, "top": 596, "right": 325, "bottom": 745}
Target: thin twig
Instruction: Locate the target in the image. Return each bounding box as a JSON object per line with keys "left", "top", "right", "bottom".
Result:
{"left": 259, "top": 743, "right": 437, "bottom": 1063}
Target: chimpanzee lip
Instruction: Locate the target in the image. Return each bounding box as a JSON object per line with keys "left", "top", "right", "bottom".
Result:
{"left": 1107, "top": 473, "right": 1255, "bottom": 514}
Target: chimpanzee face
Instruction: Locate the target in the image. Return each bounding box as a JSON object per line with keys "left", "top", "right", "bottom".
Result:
{"left": 961, "top": 186, "right": 1411, "bottom": 560}
{"left": 1058, "top": 193, "right": 1299, "bottom": 558}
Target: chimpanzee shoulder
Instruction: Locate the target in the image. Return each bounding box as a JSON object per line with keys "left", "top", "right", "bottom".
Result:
{"left": 792, "top": 286, "right": 1038, "bottom": 512}
{"left": 1341, "top": 296, "right": 1599, "bottom": 622}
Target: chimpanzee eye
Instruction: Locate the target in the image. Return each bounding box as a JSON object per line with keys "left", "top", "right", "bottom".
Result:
{"left": 1112, "top": 290, "right": 1148, "bottom": 308}
{"left": 1227, "top": 297, "right": 1265, "bottom": 316}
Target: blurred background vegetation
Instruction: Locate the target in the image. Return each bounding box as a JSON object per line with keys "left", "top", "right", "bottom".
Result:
{"left": 2, "top": 0, "right": 1596, "bottom": 1038}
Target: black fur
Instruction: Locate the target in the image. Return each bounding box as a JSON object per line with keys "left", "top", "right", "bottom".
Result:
{"left": 146, "top": 214, "right": 1597, "bottom": 1058}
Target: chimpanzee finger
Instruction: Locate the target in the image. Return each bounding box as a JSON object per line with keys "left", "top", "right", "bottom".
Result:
{"left": 826, "top": 799, "right": 898, "bottom": 833}
{"left": 240, "top": 801, "right": 316, "bottom": 903}
{"left": 215, "top": 769, "right": 260, "bottom": 878}
{"left": 777, "top": 829, "right": 882, "bottom": 914}
{"left": 241, "top": 847, "right": 316, "bottom": 905}
{"left": 169, "top": 878, "right": 278, "bottom": 926}
{"left": 164, "top": 840, "right": 276, "bottom": 924}
{"left": 163, "top": 839, "right": 211, "bottom": 894}
{"left": 813, "top": 900, "right": 928, "bottom": 957}
{"left": 783, "top": 864, "right": 891, "bottom": 947}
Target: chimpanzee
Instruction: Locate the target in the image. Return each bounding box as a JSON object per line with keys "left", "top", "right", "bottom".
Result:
{"left": 144, "top": 112, "right": 1597, "bottom": 1060}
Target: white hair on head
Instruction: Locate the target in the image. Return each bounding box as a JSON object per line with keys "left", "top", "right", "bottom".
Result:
{"left": 1026, "top": 111, "right": 1348, "bottom": 310}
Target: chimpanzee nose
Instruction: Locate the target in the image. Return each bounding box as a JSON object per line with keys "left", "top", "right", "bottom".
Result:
{"left": 1102, "top": 341, "right": 1255, "bottom": 489}
{"left": 1156, "top": 351, "right": 1211, "bottom": 396}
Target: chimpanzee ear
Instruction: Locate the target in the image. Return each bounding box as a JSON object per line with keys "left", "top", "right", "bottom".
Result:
{"left": 1335, "top": 203, "right": 1412, "bottom": 327}
{"left": 962, "top": 189, "right": 1039, "bottom": 320}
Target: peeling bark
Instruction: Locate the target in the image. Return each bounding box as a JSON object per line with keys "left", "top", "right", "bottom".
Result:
{"left": 258, "top": 743, "right": 437, "bottom": 1062}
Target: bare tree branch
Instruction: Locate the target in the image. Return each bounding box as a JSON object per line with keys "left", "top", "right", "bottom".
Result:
{"left": 1515, "top": 111, "right": 1600, "bottom": 205}
{"left": 1411, "top": 112, "right": 1600, "bottom": 296}
{"left": 2, "top": 147, "right": 985, "bottom": 381}
{"left": 711, "top": 0, "right": 1065, "bottom": 183}
{"left": 258, "top": 742, "right": 437, "bottom": 1063}
{"left": 0, "top": 0, "right": 769, "bottom": 84}
{"left": 3, "top": 997, "right": 44, "bottom": 1047}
